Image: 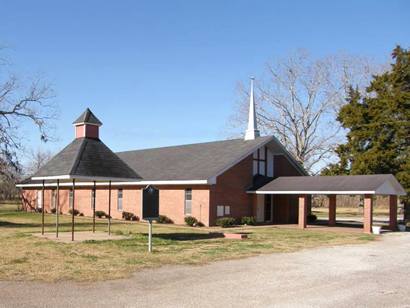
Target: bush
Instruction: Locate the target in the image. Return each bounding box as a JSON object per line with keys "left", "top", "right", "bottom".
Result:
{"left": 216, "top": 217, "right": 236, "bottom": 228}
{"left": 157, "top": 215, "right": 173, "bottom": 224}
{"left": 307, "top": 213, "right": 317, "bottom": 223}
{"left": 79, "top": 213, "right": 84, "bottom": 216}
{"left": 131, "top": 215, "right": 139, "bottom": 221}
{"left": 240, "top": 216, "right": 256, "bottom": 225}
{"left": 122, "top": 212, "right": 136, "bottom": 220}
{"left": 184, "top": 216, "right": 198, "bottom": 227}
{"left": 68, "top": 209, "right": 80, "bottom": 216}
{"left": 196, "top": 221, "right": 205, "bottom": 227}
{"left": 50, "top": 208, "right": 56, "bottom": 214}
{"left": 95, "top": 210, "right": 107, "bottom": 218}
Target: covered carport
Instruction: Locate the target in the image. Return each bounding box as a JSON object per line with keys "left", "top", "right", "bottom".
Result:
{"left": 26, "top": 109, "right": 141, "bottom": 241}
{"left": 251, "top": 174, "right": 406, "bottom": 233}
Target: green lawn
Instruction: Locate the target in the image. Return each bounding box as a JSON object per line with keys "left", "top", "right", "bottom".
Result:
{"left": 0, "top": 202, "right": 375, "bottom": 282}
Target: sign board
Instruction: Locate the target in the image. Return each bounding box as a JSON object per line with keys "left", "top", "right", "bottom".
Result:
{"left": 142, "top": 185, "right": 159, "bottom": 220}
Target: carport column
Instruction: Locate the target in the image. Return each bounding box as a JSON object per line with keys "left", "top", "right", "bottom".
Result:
{"left": 328, "top": 195, "right": 336, "bottom": 226}
{"left": 298, "top": 195, "right": 308, "bottom": 229}
{"left": 389, "top": 195, "right": 398, "bottom": 231}
{"left": 363, "top": 194, "right": 373, "bottom": 234}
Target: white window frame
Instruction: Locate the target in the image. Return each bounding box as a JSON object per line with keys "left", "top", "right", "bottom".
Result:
{"left": 117, "top": 189, "right": 123, "bottom": 211}
{"left": 184, "top": 188, "right": 192, "bottom": 215}
{"left": 217, "top": 205, "right": 224, "bottom": 217}
{"left": 69, "top": 189, "right": 73, "bottom": 209}
{"left": 51, "top": 190, "right": 56, "bottom": 209}
{"left": 224, "top": 205, "right": 230, "bottom": 215}
{"left": 37, "top": 190, "right": 43, "bottom": 209}
{"left": 91, "top": 189, "right": 96, "bottom": 210}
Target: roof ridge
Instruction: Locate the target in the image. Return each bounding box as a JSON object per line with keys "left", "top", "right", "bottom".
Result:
{"left": 69, "top": 138, "right": 88, "bottom": 176}
{"left": 116, "top": 136, "right": 272, "bottom": 154}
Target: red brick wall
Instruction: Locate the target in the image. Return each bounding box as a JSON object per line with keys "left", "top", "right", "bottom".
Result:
{"left": 158, "top": 186, "right": 210, "bottom": 225}
{"left": 21, "top": 190, "right": 37, "bottom": 211}
{"left": 21, "top": 185, "right": 211, "bottom": 225}
{"left": 209, "top": 155, "right": 254, "bottom": 225}
{"left": 274, "top": 155, "right": 303, "bottom": 177}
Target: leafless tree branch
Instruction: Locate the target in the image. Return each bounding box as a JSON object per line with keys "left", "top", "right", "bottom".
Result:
{"left": 227, "top": 49, "right": 384, "bottom": 173}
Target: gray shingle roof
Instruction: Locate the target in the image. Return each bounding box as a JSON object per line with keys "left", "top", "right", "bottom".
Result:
{"left": 116, "top": 136, "right": 273, "bottom": 181}
{"left": 254, "top": 174, "right": 406, "bottom": 195}
{"left": 32, "top": 137, "right": 140, "bottom": 181}
{"left": 73, "top": 108, "right": 102, "bottom": 126}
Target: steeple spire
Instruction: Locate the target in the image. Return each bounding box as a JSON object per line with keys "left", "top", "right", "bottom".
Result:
{"left": 244, "top": 77, "right": 260, "bottom": 140}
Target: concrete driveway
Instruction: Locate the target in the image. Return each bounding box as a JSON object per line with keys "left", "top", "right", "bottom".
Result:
{"left": 1, "top": 233, "right": 409, "bottom": 308}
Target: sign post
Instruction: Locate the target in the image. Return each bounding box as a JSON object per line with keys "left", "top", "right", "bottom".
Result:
{"left": 142, "top": 185, "right": 159, "bottom": 253}
{"left": 148, "top": 219, "right": 153, "bottom": 253}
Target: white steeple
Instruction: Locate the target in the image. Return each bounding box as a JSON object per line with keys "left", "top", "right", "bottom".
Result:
{"left": 244, "top": 77, "right": 260, "bottom": 140}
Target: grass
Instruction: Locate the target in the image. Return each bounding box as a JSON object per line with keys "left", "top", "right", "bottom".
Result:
{"left": 0, "top": 202, "right": 375, "bottom": 282}
{"left": 312, "top": 206, "right": 390, "bottom": 218}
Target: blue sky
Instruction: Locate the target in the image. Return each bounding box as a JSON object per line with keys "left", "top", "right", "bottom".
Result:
{"left": 1, "top": 0, "right": 409, "bottom": 161}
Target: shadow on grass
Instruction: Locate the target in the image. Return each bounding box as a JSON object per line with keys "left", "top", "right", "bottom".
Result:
{"left": 154, "top": 232, "right": 225, "bottom": 241}
{"left": 312, "top": 219, "right": 363, "bottom": 229}
{"left": 0, "top": 220, "right": 41, "bottom": 228}
{"left": 0, "top": 220, "right": 105, "bottom": 229}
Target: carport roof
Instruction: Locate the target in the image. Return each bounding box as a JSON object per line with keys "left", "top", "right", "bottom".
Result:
{"left": 250, "top": 174, "right": 406, "bottom": 196}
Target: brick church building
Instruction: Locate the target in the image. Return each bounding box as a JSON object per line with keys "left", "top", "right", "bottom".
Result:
{"left": 18, "top": 79, "right": 308, "bottom": 226}
{"left": 17, "top": 77, "right": 405, "bottom": 233}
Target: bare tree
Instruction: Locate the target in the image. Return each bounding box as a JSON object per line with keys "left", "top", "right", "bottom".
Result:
{"left": 229, "top": 50, "right": 383, "bottom": 173}
{"left": 0, "top": 49, "right": 57, "bottom": 180}
{"left": 24, "top": 148, "right": 53, "bottom": 177}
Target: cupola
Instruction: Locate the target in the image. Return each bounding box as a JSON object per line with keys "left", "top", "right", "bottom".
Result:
{"left": 73, "top": 108, "right": 102, "bottom": 139}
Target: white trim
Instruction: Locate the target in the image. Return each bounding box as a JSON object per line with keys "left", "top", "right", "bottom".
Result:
{"left": 17, "top": 179, "right": 208, "bottom": 188}
{"left": 248, "top": 190, "right": 377, "bottom": 195}
{"left": 73, "top": 122, "right": 101, "bottom": 127}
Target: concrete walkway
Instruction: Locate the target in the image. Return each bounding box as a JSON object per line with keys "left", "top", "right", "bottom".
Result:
{"left": 1, "top": 233, "right": 410, "bottom": 307}
{"left": 32, "top": 231, "right": 127, "bottom": 243}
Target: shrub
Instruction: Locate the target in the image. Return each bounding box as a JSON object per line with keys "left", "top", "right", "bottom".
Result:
{"left": 68, "top": 209, "right": 80, "bottom": 216}
{"left": 79, "top": 213, "right": 84, "bottom": 216}
{"left": 122, "top": 211, "right": 136, "bottom": 221}
{"left": 95, "top": 210, "right": 107, "bottom": 218}
{"left": 131, "top": 215, "right": 139, "bottom": 221}
{"left": 216, "top": 217, "right": 236, "bottom": 228}
{"left": 307, "top": 213, "right": 317, "bottom": 223}
{"left": 240, "top": 216, "right": 256, "bottom": 225}
{"left": 158, "top": 215, "right": 173, "bottom": 224}
{"left": 196, "top": 221, "right": 205, "bottom": 227}
{"left": 50, "top": 208, "right": 56, "bottom": 214}
{"left": 184, "top": 216, "right": 198, "bottom": 227}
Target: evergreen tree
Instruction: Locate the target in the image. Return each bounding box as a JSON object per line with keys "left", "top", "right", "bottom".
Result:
{"left": 323, "top": 46, "right": 410, "bottom": 220}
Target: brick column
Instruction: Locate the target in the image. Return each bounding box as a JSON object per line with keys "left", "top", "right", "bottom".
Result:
{"left": 389, "top": 195, "right": 398, "bottom": 231}
{"left": 298, "top": 195, "right": 307, "bottom": 229}
{"left": 363, "top": 194, "right": 373, "bottom": 234}
{"left": 328, "top": 195, "right": 336, "bottom": 226}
